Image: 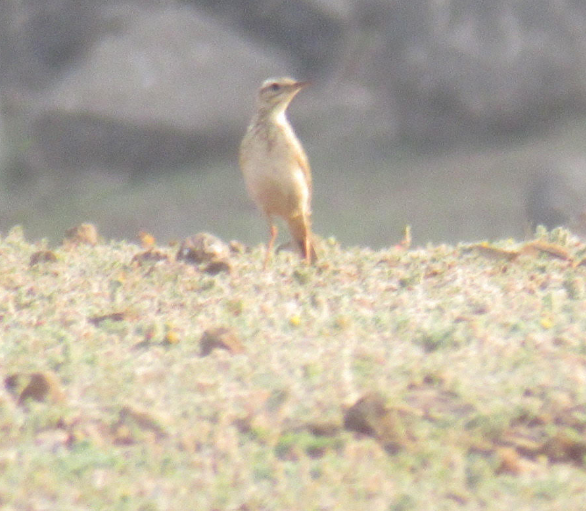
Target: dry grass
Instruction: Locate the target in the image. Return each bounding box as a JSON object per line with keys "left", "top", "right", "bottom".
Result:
{"left": 2, "top": 225, "right": 586, "bottom": 510}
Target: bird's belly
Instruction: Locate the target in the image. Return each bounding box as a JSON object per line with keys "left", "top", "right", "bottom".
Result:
{"left": 245, "top": 160, "right": 308, "bottom": 218}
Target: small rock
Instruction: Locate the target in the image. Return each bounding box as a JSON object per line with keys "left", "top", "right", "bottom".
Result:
{"left": 203, "top": 259, "right": 232, "bottom": 275}
{"left": 541, "top": 431, "right": 586, "bottom": 465}
{"left": 495, "top": 447, "right": 524, "bottom": 475}
{"left": 88, "top": 310, "right": 130, "bottom": 326}
{"left": 229, "top": 240, "right": 247, "bottom": 254}
{"left": 118, "top": 404, "right": 168, "bottom": 439}
{"left": 176, "top": 233, "right": 230, "bottom": 264}
{"left": 200, "top": 327, "right": 245, "bottom": 356}
{"left": 6, "top": 371, "right": 66, "bottom": 405}
{"left": 344, "top": 392, "right": 388, "bottom": 437}
{"left": 131, "top": 249, "right": 170, "bottom": 265}
{"left": 307, "top": 420, "right": 343, "bottom": 437}
{"left": 343, "top": 391, "right": 411, "bottom": 453}
{"left": 29, "top": 250, "right": 57, "bottom": 266}
{"left": 63, "top": 223, "right": 99, "bottom": 246}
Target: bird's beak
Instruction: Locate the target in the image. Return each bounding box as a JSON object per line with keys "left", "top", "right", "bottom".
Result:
{"left": 294, "top": 80, "right": 310, "bottom": 90}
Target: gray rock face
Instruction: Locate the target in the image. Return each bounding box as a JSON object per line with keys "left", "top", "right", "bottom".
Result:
{"left": 349, "top": 0, "right": 586, "bottom": 142}
{"left": 0, "top": 0, "right": 100, "bottom": 89}
{"left": 183, "top": 0, "right": 352, "bottom": 76}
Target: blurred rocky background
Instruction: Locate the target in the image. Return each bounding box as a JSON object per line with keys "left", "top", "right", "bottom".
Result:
{"left": 2, "top": 0, "right": 586, "bottom": 247}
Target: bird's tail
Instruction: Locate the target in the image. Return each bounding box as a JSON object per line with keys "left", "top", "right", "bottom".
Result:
{"left": 287, "top": 213, "right": 318, "bottom": 264}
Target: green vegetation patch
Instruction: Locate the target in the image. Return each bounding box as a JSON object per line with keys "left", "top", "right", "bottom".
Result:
{"left": 2, "top": 225, "right": 586, "bottom": 509}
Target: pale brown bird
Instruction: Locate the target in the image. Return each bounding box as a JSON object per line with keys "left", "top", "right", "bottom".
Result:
{"left": 239, "top": 77, "right": 317, "bottom": 268}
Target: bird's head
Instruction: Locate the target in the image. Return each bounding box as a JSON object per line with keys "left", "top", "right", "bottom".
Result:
{"left": 256, "top": 77, "right": 309, "bottom": 116}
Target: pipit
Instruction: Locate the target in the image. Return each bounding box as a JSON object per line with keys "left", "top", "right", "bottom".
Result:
{"left": 239, "top": 77, "right": 317, "bottom": 267}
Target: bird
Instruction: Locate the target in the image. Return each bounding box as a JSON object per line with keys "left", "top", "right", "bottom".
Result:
{"left": 239, "top": 77, "right": 317, "bottom": 268}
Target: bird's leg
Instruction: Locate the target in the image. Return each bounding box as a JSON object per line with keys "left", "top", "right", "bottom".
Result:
{"left": 304, "top": 232, "right": 311, "bottom": 265}
{"left": 263, "top": 221, "right": 278, "bottom": 269}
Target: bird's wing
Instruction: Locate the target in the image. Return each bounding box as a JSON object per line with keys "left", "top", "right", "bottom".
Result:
{"left": 293, "top": 144, "right": 312, "bottom": 203}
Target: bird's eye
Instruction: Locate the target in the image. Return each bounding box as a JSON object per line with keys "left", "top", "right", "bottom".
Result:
{"left": 269, "top": 83, "right": 281, "bottom": 91}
